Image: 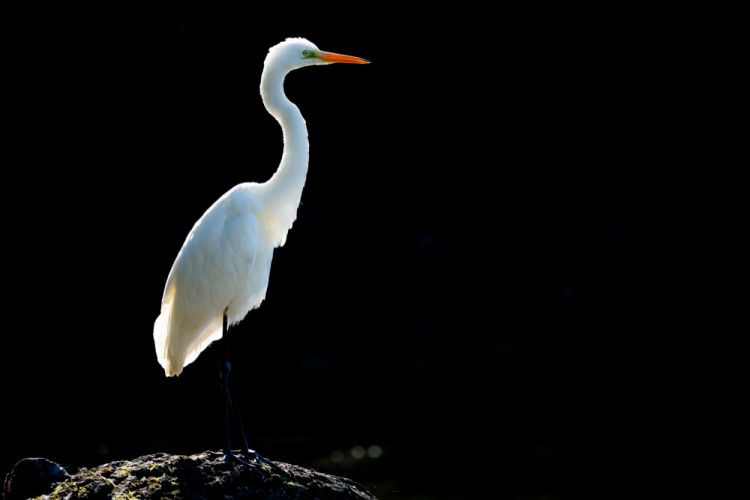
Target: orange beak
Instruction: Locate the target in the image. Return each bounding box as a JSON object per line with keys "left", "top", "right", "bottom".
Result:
{"left": 318, "top": 51, "right": 370, "bottom": 64}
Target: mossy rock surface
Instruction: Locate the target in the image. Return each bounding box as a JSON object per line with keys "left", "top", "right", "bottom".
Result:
{"left": 4, "top": 451, "right": 377, "bottom": 500}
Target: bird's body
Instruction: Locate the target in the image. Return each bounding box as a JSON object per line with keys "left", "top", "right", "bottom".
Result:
{"left": 153, "top": 183, "right": 271, "bottom": 376}
{"left": 151, "top": 37, "right": 368, "bottom": 462}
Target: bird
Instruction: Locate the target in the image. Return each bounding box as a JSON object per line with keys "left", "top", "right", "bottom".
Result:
{"left": 152, "top": 37, "right": 369, "bottom": 465}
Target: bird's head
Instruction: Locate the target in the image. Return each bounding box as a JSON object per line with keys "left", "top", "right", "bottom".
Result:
{"left": 266, "top": 37, "right": 370, "bottom": 72}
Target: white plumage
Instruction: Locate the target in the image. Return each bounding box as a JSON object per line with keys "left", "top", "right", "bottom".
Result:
{"left": 153, "top": 37, "right": 369, "bottom": 377}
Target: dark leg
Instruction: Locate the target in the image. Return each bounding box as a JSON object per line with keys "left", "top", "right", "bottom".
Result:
{"left": 220, "top": 312, "right": 286, "bottom": 475}
{"left": 220, "top": 312, "right": 233, "bottom": 461}
{"left": 221, "top": 312, "right": 251, "bottom": 465}
{"left": 226, "top": 332, "right": 251, "bottom": 456}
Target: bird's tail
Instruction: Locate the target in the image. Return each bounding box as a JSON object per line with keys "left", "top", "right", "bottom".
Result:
{"left": 154, "top": 308, "right": 179, "bottom": 377}
{"left": 153, "top": 295, "right": 224, "bottom": 377}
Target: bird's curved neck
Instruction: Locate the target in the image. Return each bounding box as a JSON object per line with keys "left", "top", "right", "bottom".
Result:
{"left": 261, "top": 64, "right": 309, "bottom": 210}
{"left": 260, "top": 68, "right": 310, "bottom": 190}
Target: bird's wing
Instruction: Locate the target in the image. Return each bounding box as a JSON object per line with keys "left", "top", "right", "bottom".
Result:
{"left": 154, "top": 186, "right": 263, "bottom": 376}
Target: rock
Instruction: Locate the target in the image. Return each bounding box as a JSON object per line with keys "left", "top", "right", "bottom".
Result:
{"left": 3, "top": 457, "right": 69, "bottom": 500}
{"left": 3, "top": 451, "right": 377, "bottom": 499}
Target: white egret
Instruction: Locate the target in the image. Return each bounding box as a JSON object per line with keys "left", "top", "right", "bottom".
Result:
{"left": 153, "top": 37, "right": 369, "bottom": 465}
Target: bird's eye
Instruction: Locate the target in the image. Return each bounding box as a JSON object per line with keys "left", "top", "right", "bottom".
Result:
{"left": 302, "top": 50, "right": 314, "bottom": 58}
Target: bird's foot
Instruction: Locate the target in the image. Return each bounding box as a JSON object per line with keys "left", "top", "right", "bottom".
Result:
{"left": 242, "top": 449, "right": 287, "bottom": 477}
{"left": 222, "top": 450, "right": 254, "bottom": 467}
{"left": 223, "top": 448, "right": 286, "bottom": 477}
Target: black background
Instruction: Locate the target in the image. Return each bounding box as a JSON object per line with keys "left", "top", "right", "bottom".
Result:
{"left": 1, "top": 4, "right": 740, "bottom": 499}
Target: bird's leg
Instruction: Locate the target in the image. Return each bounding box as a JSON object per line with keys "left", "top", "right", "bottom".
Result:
{"left": 221, "top": 313, "right": 252, "bottom": 466}
{"left": 228, "top": 365, "right": 283, "bottom": 472}
{"left": 220, "top": 313, "right": 234, "bottom": 461}
{"left": 220, "top": 313, "right": 285, "bottom": 476}
{"left": 226, "top": 342, "right": 251, "bottom": 456}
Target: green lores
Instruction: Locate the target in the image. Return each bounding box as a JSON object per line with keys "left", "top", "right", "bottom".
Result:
{"left": 302, "top": 49, "right": 320, "bottom": 60}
